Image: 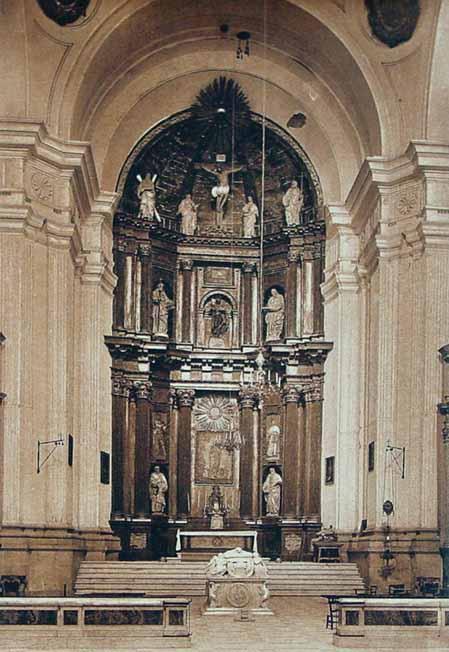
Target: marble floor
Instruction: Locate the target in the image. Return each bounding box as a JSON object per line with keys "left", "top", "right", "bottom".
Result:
{"left": 10, "top": 597, "right": 449, "bottom": 651}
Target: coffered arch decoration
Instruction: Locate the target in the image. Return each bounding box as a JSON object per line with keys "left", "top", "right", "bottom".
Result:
{"left": 116, "top": 108, "right": 323, "bottom": 225}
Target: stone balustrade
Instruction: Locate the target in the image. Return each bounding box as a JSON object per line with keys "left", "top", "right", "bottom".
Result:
{"left": 0, "top": 597, "right": 191, "bottom": 649}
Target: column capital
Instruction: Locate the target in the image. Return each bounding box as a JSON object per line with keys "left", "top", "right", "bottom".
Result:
{"left": 180, "top": 258, "right": 193, "bottom": 271}
{"left": 132, "top": 380, "right": 152, "bottom": 400}
{"left": 238, "top": 385, "right": 260, "bottom": 409}
{"left": 115, "top": 238, "right": 127, "bottom": 253}
{"left": 282, "top": 385, "right": 303, "bottom": 405}
{"left": 304, "top": 377, "right": 323, "bottom": 403}
{"left": 139, "top": 243, "right": 152, "bottom": 258}
{"left": 174, "top": 388, "right": 195, "bottom": 407}
{"left": 111, "top": 375, "right": 132, "bottom": 398}
{"left": 242, "top": 262, "right": 256, "bottom": 274}
{"left": 288, "top": 250, "right": 300, "bottom": 264}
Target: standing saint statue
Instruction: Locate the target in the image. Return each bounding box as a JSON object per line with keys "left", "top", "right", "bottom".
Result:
{"left": 263, "top": 288, "right": 285, "bottom": 341}
{"left": 152, "top": 281, "right": 174, "bottom": 338}
{"left": 152, "top": 417, "right": 167, "bottom": 459}
{"left": 263, "top": 467, "right": 283, "bottom": 516}
{"left": 242, "top": 195, "right": 259, "bottom": 237}
{"left": 136, "top": 173, "right": 161, "bottom": 222}
{"left": 282, "top": 180, "right": 304, "bottom": 226}
{"left": 149, "top": 465, "right": 168, "bottom": 514}
{"left": 196, "top": 162, "right": 245, "bottom": 223}
{"left": 266, "top": 425, "right": 281, "bottom": 459}
{"left": 177, "top": 193, "right": 199, "bottom": 235}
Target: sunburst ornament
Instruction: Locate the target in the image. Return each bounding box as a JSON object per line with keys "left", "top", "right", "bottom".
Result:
{"left": 194, "top": 396, "right": 235, "bottom": 431}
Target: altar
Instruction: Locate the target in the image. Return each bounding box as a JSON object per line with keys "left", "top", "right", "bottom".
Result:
{"left": 176, "top": 530, "right": 258, "bottom": 561}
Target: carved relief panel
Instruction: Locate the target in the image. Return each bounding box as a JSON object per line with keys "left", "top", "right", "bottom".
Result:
{"left": 191, "top": 394, "right": 240, "bottom": 516}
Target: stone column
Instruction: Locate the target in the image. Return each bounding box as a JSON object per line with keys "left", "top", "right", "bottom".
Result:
{"left": 438, "top": 344, "right": 449, "bottom": 593}
{"left": 286, "top": 251, "right": 299, "bottom": 339}
{"left": 124, "top": 244, "right": 136, "bottom": 331}
{"left": 282, "top": 386, "right": 305, "bottom": 518}
{"left": 313, "top": 246, "right": 324, "bottom": 335}
{"left": 302, "top": 251, "right": 315, "bottom": 336}
{"left": 238, "top": 386, "right": 259, "bottom": 520}
{"left": 304, "top": 378, "right": 323, "bottom": 519}
{"left": 111, "top": 375, "right": 131, "bottom": 517}
{"left": 168, "top": 390, "right": 179, "bottom": 519}
{"left": 180, "top": 259, "right": 193, "bottom": 344}
{"left": 175, "top": 389, "right": 195, "bottom": 518}
{"left": 242, "top": 263, "right": 254, "bottom": 345}
{"left": 133, "top": 381, "right": 152, "bottom": 517}
{"left": 139, "top": 244, "right": 152, "bottom": 334}
{"left": 113, "top": 239, "right": 126, "bottom": 330}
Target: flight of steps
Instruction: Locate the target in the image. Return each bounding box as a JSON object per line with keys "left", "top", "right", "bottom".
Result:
{"left": 74, "top": 560, "right": 365, "bottom": 598}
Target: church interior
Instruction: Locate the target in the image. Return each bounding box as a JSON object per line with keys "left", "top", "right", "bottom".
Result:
{"left": 1, "top": 0, "right": 449, "bottom": 649}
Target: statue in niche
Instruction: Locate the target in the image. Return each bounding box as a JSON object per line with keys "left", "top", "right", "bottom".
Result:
{"left": 242, "top": 195, "right": 259, "bottom": 237}
{"left": 153, "top": 417, "right": 167, "bottom": 459}
{"left": 263, "top": 288, "right": 285, "bottom": 341}
{"left": 266, "top": 425, "right": 281, "bottom": 459}
{"left": 196, "top": 162, "right": 245, "bottom": 223}
{"left": 152, "top": 281, "right": 174, "bottom": 338}
{"left": 282, "top": 180, "right": 304, "bottom": 226}
{"left": 207, "top": 297, "right": 231, "bottom": 338}
{"left": 136, "top": 173, "right": 161, "bottom": 222}
{"left": 204, "top": 485, "right": 228, "bottom": 530}
{"left": 263, "top": 467, "right": 283, "bottom": 516}
{"left": 149, "top": 465, "right": 168, "bottom": 514}
{"left": 177, "top": 194, "right": 199, "bottom": 235}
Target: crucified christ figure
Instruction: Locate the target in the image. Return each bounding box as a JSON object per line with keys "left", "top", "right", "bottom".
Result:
{"left": 196, "top": 162, "right": 245, "bottom": 223}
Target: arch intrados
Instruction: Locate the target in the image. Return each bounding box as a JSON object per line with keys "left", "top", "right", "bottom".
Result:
{"left": 55, "top": 0, "right": 383, "bottom": 153}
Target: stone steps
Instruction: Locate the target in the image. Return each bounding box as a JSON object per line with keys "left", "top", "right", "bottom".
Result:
{"left": 74, "top": 561, "right": 365, "bottom": 597}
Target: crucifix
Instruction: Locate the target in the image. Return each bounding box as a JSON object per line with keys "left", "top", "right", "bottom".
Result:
{"left": 196, "top": 161, "right": 245, "bottom": 224}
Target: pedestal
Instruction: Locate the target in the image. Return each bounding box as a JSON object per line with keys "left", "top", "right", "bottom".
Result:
{"left": 204, "top": 578, "right": 272, "bottom": 616}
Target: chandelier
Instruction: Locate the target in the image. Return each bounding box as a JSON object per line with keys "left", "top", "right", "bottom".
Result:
{"left": 236, "top": 31, "right": 251, "bottom": 60}
{"left": 215, "top": 427, "right": 242, "bottom": 452}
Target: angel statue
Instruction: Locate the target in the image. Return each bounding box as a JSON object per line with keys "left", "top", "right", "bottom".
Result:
{"left": 136, "top": 173, "right": 161, "bottom": 222}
